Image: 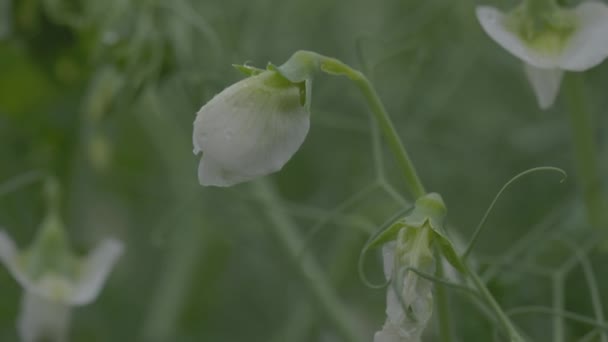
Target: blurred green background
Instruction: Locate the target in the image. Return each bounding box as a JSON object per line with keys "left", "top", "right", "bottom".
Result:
{"left": 1, "top": 0, "right": 608, "bottom": 341}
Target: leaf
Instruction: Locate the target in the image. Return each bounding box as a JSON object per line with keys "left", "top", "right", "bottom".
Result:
{"left": 232, "top": 64, "right": 265, "bottom": 77}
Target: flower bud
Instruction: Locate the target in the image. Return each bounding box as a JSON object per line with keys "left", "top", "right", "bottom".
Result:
{"left": 370, "top": 193, "right": 460, "bottom": 342}
{"left": 374, "top": 226, "right": 434, "bottom": 342}
{"left": 193, "top": 69, "right": 310, "bottom": 186}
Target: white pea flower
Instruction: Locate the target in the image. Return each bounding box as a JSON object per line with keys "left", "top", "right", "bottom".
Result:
{"left": 374, "top": 226, "right": 435, "bottom": 342}
{"left": 476, "top": 1, "right": 608, "bottom": 109}
{"left": 193, "top": 69, "right": 310, "bottom": 187}
{"left": 0, "top": 212, "right": 123, "bottom": 342}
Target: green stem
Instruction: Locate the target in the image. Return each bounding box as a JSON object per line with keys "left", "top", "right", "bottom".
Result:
{"left": 466, "top": 264, "right": 526, "bottom": 342}
{"left": 252, "top": 179, "right": 365, "bottom": 342}
{"left": 564, "top": 73, "right": 608, "bottom": 229}
{"left": 283, "top": 51, "right": 427, "bottom": 199}
{"left": 351, "top": 69, "right": 427, "bottom": 199}
{"left": 553, "top": 273, "right": 565, "bottom": 342}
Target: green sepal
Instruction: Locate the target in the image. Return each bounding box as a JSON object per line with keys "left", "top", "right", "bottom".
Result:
{"left": 232, "top": 64, "right": 265, "bottom": 77}
{"left": 360, "top": 193, "right": 465, "bottom": 275}
{"left": 432, "top": 230, "right": 466, "bottom": 273}
{"left": 403, "top": 193, "right": 447, "bottom": 232}
{"left": 21, "top": 177, "right": 81, "bottom": 281}
{"left": 270, "top": 51, "right": 321, "bottom": 112}
{"left": 274, "top": 50, "right": 320, "bottom": 83}
{"left": 22, "top": 211, "right": 80, "bottom": 281}
{"left": 364, "top": 193, "right": 446, "bottom": 251}
{"left": 265, "top": 62, "right": 310, "bottom": 111}
{"left": 407, "top": 193, "right": 464, "bottom": 273}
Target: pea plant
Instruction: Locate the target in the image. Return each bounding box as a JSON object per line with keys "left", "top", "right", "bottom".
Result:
{"left": 1, "top": 0, "right": 607, "bottom": 341}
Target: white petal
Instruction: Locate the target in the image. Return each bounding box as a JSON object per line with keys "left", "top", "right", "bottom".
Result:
{"left": 0, "top": 230, "right": 20, "bottom": 276}
{"left": 18, "top": 292, "right": 71, "bottom": 342}
{"left": 0, "top": 231, "right": 37, "bottom": 291}
{"left": 197, "top": 154, "right": 250, "bottom": 187}
{"left": 382, "top": 242, "right": 396, "bottom": 281}
{"left": 476, "top": 6, "right": 560, "bottom": 68}
{"left": 559, "top": 2, "right": 608, "bottom": 70}
{"left": 68, "top": 238, "right": 124, "bottom": 305}
{"left": 523, "top": 64, "right": 564, "bottom": 109}
{"left": 385, "top": 285, "right": 405, "bottom": 325}
{"left": 193, "top": 71, "right": 310, "bottom": 187}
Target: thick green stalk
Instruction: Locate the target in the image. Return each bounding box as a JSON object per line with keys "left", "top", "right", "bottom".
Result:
{"left": 252, "top": 179, "right": 365, "bottom": 342}
{"left": 564, "top": 73, "right": 608, "bottom": 229}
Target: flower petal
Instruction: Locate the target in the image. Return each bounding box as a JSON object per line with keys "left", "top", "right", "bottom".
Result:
{"left": 197, "top": 154, "right": 249, "bottom": 187}
{"left": 382, "top": 242, "right": 396, "bottom": 281}
{"left": 0, "top": 231, "right": 35, "bottom": 290}
{"left": 193, "top": 71, "right": 310, "bottom": 187}
{"left": 559, "top": 2, "right": 608, "bottom": 71}
{"left": 18, "top": 292, "right": 71, "bottom": 342}
{"left": 476, "top": 6, "right": 560, "bottom": 68}
{"left": 0, "top": 230, "right": 19, "bottom": 274}
{"left": 69, "top": 238, "right": 124, "bottom": 305}
{"left": 523, "top": 64, "right": 563, "bottom": 109}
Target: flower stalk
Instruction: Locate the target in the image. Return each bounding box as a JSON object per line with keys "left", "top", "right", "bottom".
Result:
{"left": 278, "top": 51, "right": 426, "bottom": 200}
{"left": 563, "top": 73, "right": 608, "bottom": 228}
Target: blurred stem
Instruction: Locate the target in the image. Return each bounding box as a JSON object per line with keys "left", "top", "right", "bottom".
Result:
{"left": 552, "top": 273, "right": 565, "bottom": 342}
{"left": 270, "top": 228, "right": 363, "bottom": 342}
{"left": 138, "top": 89, "right": 207, "bottom": 341}
{"left": 465, "top": 264, "right": 525, "bottom": 342}
{"left": 285, "top": 51, "right": 427, "bottom": 199}
{"left": 252, "top": 179, "right": 365, "bottom": 342}
{"left": 142, "top": 222, "right": 205, "bottom": 341}
{"left": 564, "top": 73, "right": 608, "bottom": 229}
{"left": 435, "top": 251, "right": 452, "bottom": 342}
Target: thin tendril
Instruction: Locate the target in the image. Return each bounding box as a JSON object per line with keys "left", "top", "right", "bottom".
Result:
{"left": 358, "top": 207, "right": 412, "bottom": 289}
{"left": 462, "top": 166, "right": 566, "bottom": 259}
{"left": 506, "top": 306, "right": 608, "bottom": 331}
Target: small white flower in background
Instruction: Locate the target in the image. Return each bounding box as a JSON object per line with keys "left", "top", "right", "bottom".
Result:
{"left": 476, "top": 0, "right": 608, "bottom": 109}
{"left": 0, "top": 180, "right": 123, "bottom": 342}
{"left": 374, "top": 226, "right": 435, "bottom": 342}
{"left": 193, "top": 69, "right": 310, "bottom": 187}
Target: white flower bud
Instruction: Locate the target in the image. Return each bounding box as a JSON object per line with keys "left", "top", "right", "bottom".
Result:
{"left": 374, "top": 226, "right": 434, "bottom": 342}
{"left": 193, "top": 70, "right": 310, "bottom": 186}
{"left": 476, "top": 1, "right": 608, "bottom": 108}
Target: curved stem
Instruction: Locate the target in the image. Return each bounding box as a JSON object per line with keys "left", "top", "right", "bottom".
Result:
{"left": 290, "top": 51, "right": 427, "bottom": 199}
{"left": 564, "top": 73, "right": 608, "bottom": 229}
{"left": 352, "top": 71, "right": 427, "bottom": 199}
